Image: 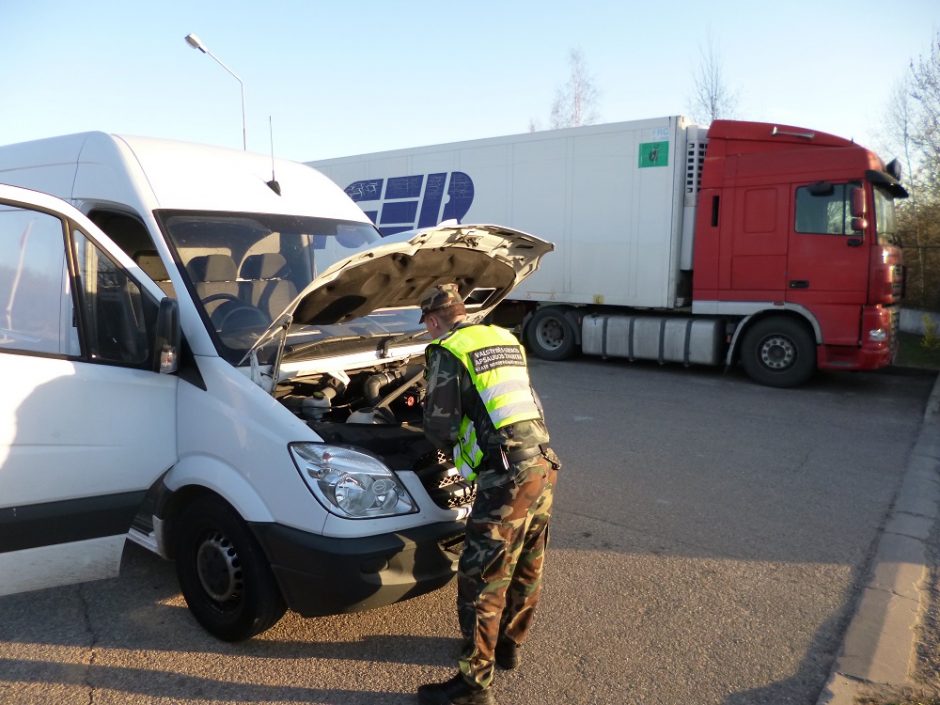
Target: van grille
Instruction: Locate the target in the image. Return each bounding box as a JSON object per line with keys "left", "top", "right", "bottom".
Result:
{"left": 414, "top": 449, "right": 476, "bottom": 510}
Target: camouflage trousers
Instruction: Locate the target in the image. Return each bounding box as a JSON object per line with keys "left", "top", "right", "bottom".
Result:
{"left": 457, "top": 454, "right": 558, "bottom": 689}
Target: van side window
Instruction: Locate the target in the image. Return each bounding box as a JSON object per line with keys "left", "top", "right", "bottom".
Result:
{"left": 73, "top": 229, "right": 154, "bottom": 366}
{"left": 88, "top": 210, "right": 176, "bottom": 296}
{"left": 794, "top": 182, "right": 859, "bottom": 235}
{"left": 0, "top": 205, "right": 79, "bottom": 356}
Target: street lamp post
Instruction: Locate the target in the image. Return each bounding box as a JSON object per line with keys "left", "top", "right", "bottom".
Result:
{"left": 184, "top": 33, "right": 247, "bottom": 150}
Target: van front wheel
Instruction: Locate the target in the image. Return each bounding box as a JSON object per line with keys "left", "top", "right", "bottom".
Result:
{"left": 174, "top": 496, "right": 286, "bottom": 641}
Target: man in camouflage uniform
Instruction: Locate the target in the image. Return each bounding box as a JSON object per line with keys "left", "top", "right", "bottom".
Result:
{"left": 416, "top": 283, "right": 561, "bottom": 705}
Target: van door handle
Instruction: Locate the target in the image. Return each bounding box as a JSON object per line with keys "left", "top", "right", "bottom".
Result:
{"left": 847, "top": 237, "right": 863, "bottom": 247}
{"left": 789, "top": 280, "right": 809, "bottom": 289}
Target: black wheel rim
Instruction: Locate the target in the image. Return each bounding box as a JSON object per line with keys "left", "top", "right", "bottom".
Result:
{"left": 195, "top": 530, "right": 243, "bottom": 607}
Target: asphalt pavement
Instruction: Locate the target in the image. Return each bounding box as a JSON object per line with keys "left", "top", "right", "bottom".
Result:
{"left": 0, "top": 361, "right": 934, "bottom": 704}
{"left": 817, "top": 369, "right": 940, "bottom": 703}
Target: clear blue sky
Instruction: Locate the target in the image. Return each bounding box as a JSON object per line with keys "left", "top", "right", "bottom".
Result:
{"left": 2, "top": 1, "right": 937, "bottom": 162}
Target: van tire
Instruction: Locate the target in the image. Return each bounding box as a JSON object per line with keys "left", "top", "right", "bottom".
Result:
{"left": 526, "top": 307, "right": 577, "bottom": 361}
{"left": 740, "top": 317, "right": 816, "bottom": 388}
{"left": 174, "top": 496, "right": 286, "bottom": 641}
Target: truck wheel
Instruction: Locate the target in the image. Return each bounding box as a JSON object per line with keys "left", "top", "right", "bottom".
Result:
{"left": 174, "top": 496, "right": 286, "bottom": 641}
{"left": 740, "top": 318, "right": 816, "bottom": 388}
{"left": 526, "top": 307, "right": 577, "bottom": 361}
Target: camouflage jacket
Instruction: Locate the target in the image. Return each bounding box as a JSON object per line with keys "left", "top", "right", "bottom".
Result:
{"left": 423, "top": 323, "right": 550, "bottom": 489}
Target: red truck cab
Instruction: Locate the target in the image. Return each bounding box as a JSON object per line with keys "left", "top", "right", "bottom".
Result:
{"left": 692, "top": 120, "right": 907, "bottom": 386}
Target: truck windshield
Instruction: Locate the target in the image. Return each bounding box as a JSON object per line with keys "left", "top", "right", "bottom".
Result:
{"left": 872, "top": 187, "right": 899, "bottom": 246}
{"left": 156, "top": 210, "right": 383, "bottom": 362}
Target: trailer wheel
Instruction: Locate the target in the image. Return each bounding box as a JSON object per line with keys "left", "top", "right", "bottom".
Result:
{"left": 526, "top": 307, "right": 577, "bottom": 361}
{"left": 740, "top": 317, "right": 816, "bottom": 388}
{"left": 174, "top": 496, "right": 286, "bottom": 641}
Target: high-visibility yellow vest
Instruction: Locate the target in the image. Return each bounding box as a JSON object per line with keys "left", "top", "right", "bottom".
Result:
{"left": 432, "top": 325, "right": 542, "bottom": 480}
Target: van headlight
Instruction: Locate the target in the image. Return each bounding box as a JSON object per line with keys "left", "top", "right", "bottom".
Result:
{"left": 289, "top": 443, "right": 416, "bottom": 518}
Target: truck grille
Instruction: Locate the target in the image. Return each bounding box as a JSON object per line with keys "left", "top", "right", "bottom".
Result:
{"left": 889, "top": 307, "right": 900, "bottom": 357}
{"left": 414, "top": 449, "right": 476, "bottom": 510}
{"left": 891, "top": 265, "right": 904, "bottom": 298}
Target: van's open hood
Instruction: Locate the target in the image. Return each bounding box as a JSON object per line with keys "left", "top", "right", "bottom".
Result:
{"left": 292, "top": 224, "right": 553, "bottom": 326}
{"left": 242, "top": 224, "right": 553, "bottom": 367}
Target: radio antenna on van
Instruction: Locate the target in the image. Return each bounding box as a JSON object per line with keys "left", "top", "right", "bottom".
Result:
{"left": 266, "top": 115, "right": 281, "bottom": 195}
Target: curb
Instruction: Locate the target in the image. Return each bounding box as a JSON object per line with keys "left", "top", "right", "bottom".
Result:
{"left": 816, "top": 370, "right": 940, "bottom": 705}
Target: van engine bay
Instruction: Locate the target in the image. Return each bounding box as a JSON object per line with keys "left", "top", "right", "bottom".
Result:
{"left": 275, "top": 356, "right": 475, "bottom": 511}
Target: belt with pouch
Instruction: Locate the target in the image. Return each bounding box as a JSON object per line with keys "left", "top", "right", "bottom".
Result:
{"left": 504, "top": 443, "right": 550, "bottom": 464}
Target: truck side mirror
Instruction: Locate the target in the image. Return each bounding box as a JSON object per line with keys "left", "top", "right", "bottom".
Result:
{"left": 850, "top": 217, "right": 868, "bottom": 232}
{"left": 153, "top": 297, "right": 181, "bottom": 374}
{"left": 850, "top": 186, "right": 866, "bottom": 218}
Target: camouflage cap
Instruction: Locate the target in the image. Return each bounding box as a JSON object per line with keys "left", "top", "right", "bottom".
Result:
{"left": 419, "top": 283, "right": 462, "bottom": 322}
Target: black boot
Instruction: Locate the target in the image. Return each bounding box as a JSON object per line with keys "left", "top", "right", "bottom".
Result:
{"left": 417, "top": 673, "right": 496, "bottom": 705}
{"left": 495, "top": 640, "right": 519, "bottom": 670}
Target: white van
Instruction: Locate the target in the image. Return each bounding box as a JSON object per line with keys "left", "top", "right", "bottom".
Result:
{"left": 0, "top": 134, "right": 551, "bottom": 641}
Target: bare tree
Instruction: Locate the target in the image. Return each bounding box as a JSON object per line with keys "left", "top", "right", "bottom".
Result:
{"left": 548, "top": 48, "right": 600, "bottom": 129}
{"left": 909, "top": 32, "right": 940, "bottom": 198}
{"left": 882, "top": 81, "right": 917, "bottom": 189}
{"left": 689, "top": 36, "right": 739, "bottom": 124}
{"left": 883, "top": 79, "right": 929, "bottom": 303}
{"left": 884, "top": 31, "right": 940, "bottom": 311}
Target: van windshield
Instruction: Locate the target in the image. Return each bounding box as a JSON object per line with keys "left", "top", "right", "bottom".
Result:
{"left": 157, "top": 210, "right": 384, "bottom": 362}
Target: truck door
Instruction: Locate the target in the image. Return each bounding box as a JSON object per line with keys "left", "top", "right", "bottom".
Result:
{"left": 785, "top": 181, "right": 870, "bottom": 344}
{"left": 0, "top": 190, "right": 177, "bottom": 596}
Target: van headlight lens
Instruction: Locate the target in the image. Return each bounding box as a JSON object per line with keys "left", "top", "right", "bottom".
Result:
{"left": 289, "top": 443, "right": 416, "bottom": 518}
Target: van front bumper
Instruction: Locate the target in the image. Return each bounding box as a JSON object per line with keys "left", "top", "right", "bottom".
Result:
{"left": 250, "top": 519, "right": 465, "bottom": 616}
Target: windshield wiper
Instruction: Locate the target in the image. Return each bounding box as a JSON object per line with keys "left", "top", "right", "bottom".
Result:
{"left": 284, "top": 328, "right": 431, "bottom": 361}
{"left": 282, "top": 334, "right": 366, "bottom": 359}
{"left": 378, "top": 328, "right": 433, "bottom": 358}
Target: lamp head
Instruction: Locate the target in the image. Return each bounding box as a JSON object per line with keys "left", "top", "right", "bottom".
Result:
{"left": 184, "top": 33, "right": 207, "bottom": 53}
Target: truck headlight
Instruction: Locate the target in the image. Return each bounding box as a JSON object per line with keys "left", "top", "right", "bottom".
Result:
{"left": 289, "top": 443, "right": 416, "bottom": 518}
{"left": 868, "top": 328, "right": 888, "bottom": 342}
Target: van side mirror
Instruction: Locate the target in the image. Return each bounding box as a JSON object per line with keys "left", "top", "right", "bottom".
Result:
{"left": 850, "top": 217, "right": 868, "bottom": 232}
{"left": 153, "top": 297, "right": 181, "bottom": 374}
{"left": 850, "top": 186, "right": 866, "bottom": 218}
